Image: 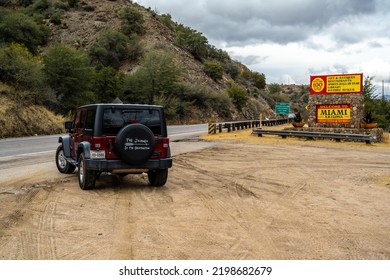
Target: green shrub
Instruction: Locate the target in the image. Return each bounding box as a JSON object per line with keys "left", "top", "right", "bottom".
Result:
{"left": 0, "top": 9, "right": 49, "bottom": 53}
{"left": 0, "top": 43, "right": 52, "bottom": 104}
{"left": 175, "top": 24, "right": 208, "bottom": 60}
{"left": 49, "top": 11, "right": 61, "bottom": 25}
{"left": 159, "top": 13, "right": 174, "bottom": 31}
{"left": 68, "top": 0, "right": 79, "bottom": 8}
{"left": 122, "top": 50, "right": 181, "bottom": 104}
{"left": 227, "top": 83, "right": 248, "bottom": 110}
{"left": 223, "top": 62, "right": 239, "bottom": 80}
{"left": 93, "top": 66, "right": 123, "bottom": 103}
{"left": 88, "top": 29, "right": 132, "bottom": 69}
{"left": 0, "top": 43, "right": 45, "bottom": 90}
{"left": 177, "top": 83, "right": 232, "bottom": 119}
{"left": 241, "top": 70, "right": 266, "bottom": 90}
{"left": 30, "top": 0, "right": 50, "bottom": 13}
{"left": 119, "top": 7, "right": 145, "bottom": 36}
{"left": 43, "top": 44, "right": 94, "bottom": 111}
{"left": 203, "top": 60, "right": 223, "bottom": 81}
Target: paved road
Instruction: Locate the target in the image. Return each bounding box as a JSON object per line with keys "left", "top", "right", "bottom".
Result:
{"left": 0, "top": 124, "right": 208, "bottom": 159}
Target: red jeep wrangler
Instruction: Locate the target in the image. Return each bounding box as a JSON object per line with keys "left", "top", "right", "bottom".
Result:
{"left": 55, "top": 103, "right": 172, "bottom": 190}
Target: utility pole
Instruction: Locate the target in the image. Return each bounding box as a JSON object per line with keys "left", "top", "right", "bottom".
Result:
{"left": 382, "top": 80, "right": 385, "bottom": 100}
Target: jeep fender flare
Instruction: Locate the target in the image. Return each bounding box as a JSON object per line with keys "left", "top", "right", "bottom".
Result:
{"left": 58, "top": 136, "right": 72, "bottom": 157}
{"left": 77, "top": 142, "right": 91, "bottom": 159}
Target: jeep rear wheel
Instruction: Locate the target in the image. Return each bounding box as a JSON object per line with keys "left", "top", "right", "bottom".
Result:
{"left": 56, "top": 145, "right": 76, "bottom": 174}
{"left": 78, "top": 153, "right": 96, "bottom": 190}
{"left": 148, "top": 169, "right": 168, "bottom": 187}
{"left": 115, "top": 124, "right": 155, "bottom": 165}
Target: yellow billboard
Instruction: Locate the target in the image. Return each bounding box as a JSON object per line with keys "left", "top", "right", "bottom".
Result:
{"left": 317, "top": 104, "right": 351, "bottom": 123}
{"left": 310, "top": 73, "right": 363, "bottom": 94}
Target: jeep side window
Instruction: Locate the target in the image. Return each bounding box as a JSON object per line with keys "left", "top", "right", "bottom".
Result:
{"left": 79, "top": 110, "right": 87, "bottom": 129}
{"left": 73, "top": 111, "right": 81, "bottom": 130}
{"left": 84, "top": 109, "right": 96, "bottom": 135}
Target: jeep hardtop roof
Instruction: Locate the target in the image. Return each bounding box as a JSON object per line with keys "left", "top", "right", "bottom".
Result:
{"left": 77, "top": 103, "right": 164, "bottom": 110}
{"left": 74, "top": 103, "right": 168, "bottom": 137}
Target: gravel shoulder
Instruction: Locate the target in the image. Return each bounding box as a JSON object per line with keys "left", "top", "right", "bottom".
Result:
{"left": 0, "top": 129, "right": 389, "bottom": 260}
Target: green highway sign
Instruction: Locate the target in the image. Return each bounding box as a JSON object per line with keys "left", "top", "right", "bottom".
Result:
{"left": 275, "top": 103, "right": 290, "bottom": 114}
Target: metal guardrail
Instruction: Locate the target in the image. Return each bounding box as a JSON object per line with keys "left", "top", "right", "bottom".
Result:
{"left": 252, "top": 128, "right": 377, "bottom": 144}
{"left": 209, "top": 118, "right": 289, "bottom": 134}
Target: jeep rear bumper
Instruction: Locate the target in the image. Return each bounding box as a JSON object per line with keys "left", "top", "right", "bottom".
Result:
{"left": 84, "top": 158, "right": 172, "bottom": 171}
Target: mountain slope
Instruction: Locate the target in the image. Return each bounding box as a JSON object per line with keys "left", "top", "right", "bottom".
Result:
{"left": 45, "top": 0, "right": 271, "bottom": 120}
{"left": 0, "top": 0, "right": 274, "bottom": 137}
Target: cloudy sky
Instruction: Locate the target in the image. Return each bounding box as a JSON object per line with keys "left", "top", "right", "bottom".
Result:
{"left": 135, "top": 0, "right": 390, "bottom": 93}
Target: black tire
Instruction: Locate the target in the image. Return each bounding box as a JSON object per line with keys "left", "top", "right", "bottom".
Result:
{"left": 78, "top": 153, "right": 96, "bottom": 190}
{"left": 148, "top": 169, "right": 168, "bottom": 187}
{"left": 55, "top": 145, "right": 76, "bottom": 174}
{"left": 115, "top": 124, "right": 155, "bottom": 165}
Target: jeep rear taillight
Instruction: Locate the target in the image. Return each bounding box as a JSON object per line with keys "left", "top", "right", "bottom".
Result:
{"left": 152, "top": 137, "right": 169, "bottom": 158}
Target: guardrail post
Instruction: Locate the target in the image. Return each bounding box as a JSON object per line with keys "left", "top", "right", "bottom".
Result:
{"left": 218, "top": 123, "right": 222, "bottom": 133}
{"left": 208, "top": 123, "right": 216, "bottom": 134}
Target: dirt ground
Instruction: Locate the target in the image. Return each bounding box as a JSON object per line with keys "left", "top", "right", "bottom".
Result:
{"left": 0, "top": 129, "right": 390, "bottom": 260}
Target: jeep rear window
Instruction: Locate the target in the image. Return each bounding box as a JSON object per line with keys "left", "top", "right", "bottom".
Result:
{"left": 102, "top": 108, "right": 162, "bottom": 135}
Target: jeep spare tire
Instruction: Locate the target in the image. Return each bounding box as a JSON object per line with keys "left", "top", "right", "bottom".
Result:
{"left": 115, "top": 124, "right": 155, "bottom": 165}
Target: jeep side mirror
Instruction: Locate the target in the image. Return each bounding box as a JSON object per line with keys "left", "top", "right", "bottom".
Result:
{"left": 65, "top": 121, "right": 73, "bottom": 131}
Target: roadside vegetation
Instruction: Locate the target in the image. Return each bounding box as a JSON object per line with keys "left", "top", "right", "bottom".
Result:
{"left": 0, "top": 0, "right": 389, "bottom": 137}
{"left": 0, "top": 1, "right": 266, "bottom": 124}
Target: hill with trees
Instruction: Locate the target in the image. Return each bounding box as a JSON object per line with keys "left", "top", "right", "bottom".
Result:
{"left": 1, "top": 0, "right": 388, "bottom": 137}
{"left": 0, "top": 0, "right": 274, "bottom": 136}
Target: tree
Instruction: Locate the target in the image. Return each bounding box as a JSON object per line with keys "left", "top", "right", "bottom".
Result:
{"left": 93, "top": 66, "right": 123, "bottom": 103}
{"left": 89, "top": 29, "right": 131, "bottom": 69}
{"left": 0, "top": 43, "right": 50, "bottom": 104}
{"left": 43, "top": 44, "right": 94, "bottom": 111}
{"left": 0, "top": 9, "right": 49, "bottom": 54}
{"left": 123, "top": 50, "right": 181, "bottom": 104}
{"left": 362, "top": 75, "right": 390, "bottom": 129}
{"left": 241, "top": 70, "right": 266, "bottom": 90}
{"left": 175, "top": 24, "right": 208, "bottom": 60}
{"left": 0, "top": 43, "right": 44, "bottom": 90}
{"left": 227, "top": 83, "right": 248, "bottom": 110}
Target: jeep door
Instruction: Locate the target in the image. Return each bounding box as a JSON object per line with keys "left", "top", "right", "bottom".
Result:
{"left": 70, "top": 108, "right": 96, "bottom": 159}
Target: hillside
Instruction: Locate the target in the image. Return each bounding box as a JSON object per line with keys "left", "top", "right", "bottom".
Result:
{"left": 0, "top": 0, "right": 309, "bottom": 137}
{"left": 45, "top": 0, "right": 272, "bottom": 119}
{"left": 47, "top": 0, "right": 243, "bottom": 91}
{"left": 0, "top": 83, "right": 64, "bottom": 138}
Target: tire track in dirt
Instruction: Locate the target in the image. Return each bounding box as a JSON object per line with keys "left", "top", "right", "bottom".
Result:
{"left": 1, "top": 139, "right": 390, "bottom": 259}
{"left": 172, "top": 153, "right": 282, "bottom": 258}
{"left": 108, "top": 186, "right": 135, "bottom": 259}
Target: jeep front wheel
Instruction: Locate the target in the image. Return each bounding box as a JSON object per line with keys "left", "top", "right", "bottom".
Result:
{"left": 55, "top": 145, "right": 76, "bottom": 174}
{"left": 78, "top": 153, "right": 96, "bottom": 190}
{"left": 148, "top": 169, "right": 168, "bottom": 187}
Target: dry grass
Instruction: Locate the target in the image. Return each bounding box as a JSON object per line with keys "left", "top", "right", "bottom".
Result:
{"left": 202, "top": 124, "right": 390, "bottom": 149}
{"left": 0, "top": 95, "right": 64, "bottom": 138}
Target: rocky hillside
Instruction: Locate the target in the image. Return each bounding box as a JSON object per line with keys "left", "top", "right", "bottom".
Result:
{"left": 48, "top": 0, "right": 243, "bottom": 91}
{"left": 45, "top": 0, "right": 272, "bottom": 119}
{"left": 0, "top": 0, "right": 298, "bottom": 137}
{"left": 0, "top": 83, "right": 64, "bottom": 138}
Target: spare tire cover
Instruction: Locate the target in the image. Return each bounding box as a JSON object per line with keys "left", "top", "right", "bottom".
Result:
{"left": 115, "top": 124, "right": 155, "bottom": 165}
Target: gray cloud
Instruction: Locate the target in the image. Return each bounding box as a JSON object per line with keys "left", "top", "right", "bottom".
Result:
{"left": 137, "top": 0, "right": 390, "bottom": 85}
{"left": 138, "top": 0, "right": 382, "bottom": 47}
